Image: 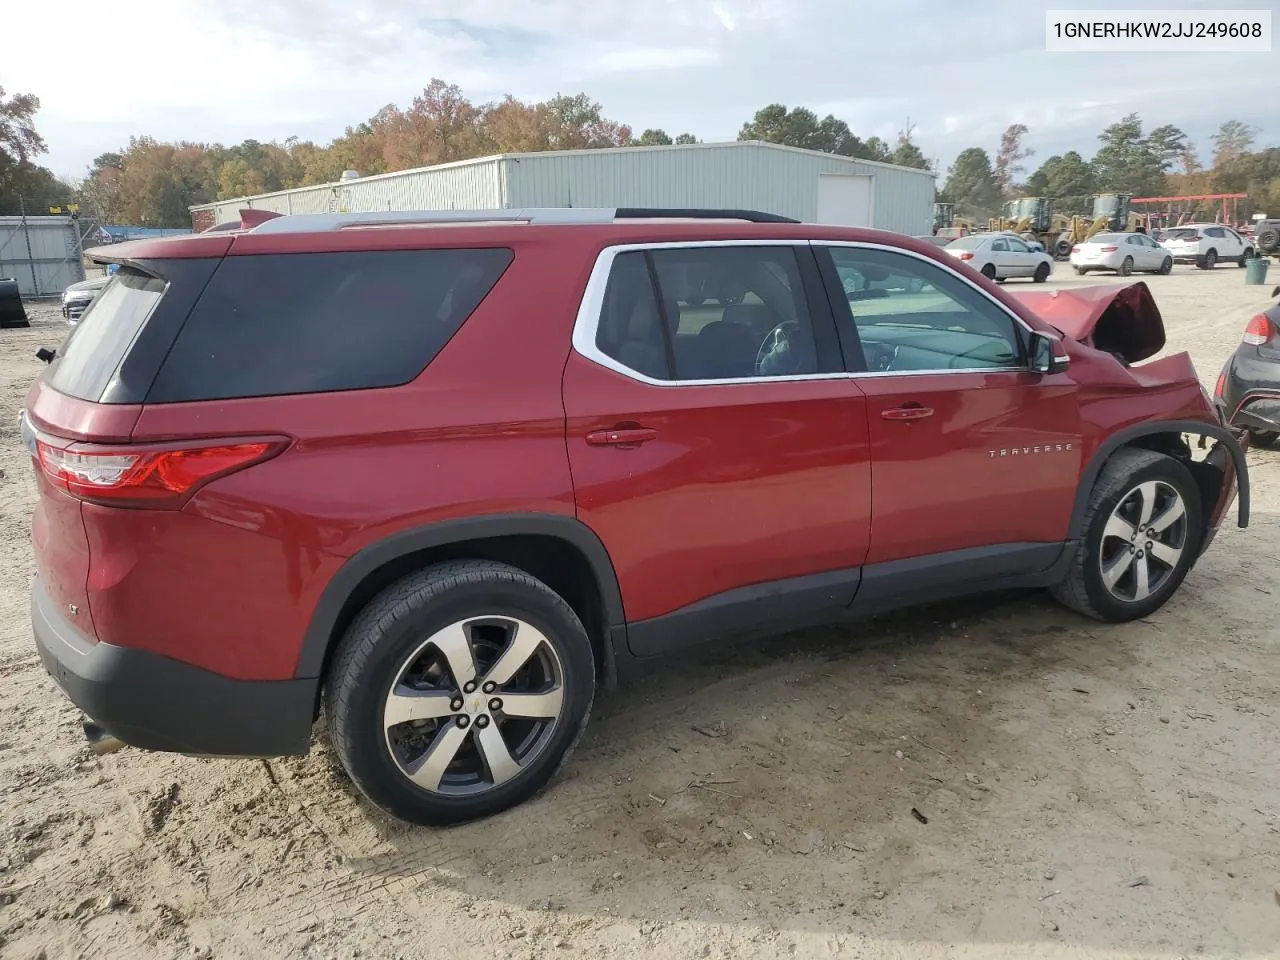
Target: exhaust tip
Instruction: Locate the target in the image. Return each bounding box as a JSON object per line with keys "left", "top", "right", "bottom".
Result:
{"left": 82, "top": 718, "right": 126, "bottom": 756}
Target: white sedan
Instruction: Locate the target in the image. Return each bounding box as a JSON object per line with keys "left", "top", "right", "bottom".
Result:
{"left": 1070, "top": 232, "right": 1173, "bottom": 276}
{"left": 944, "top": 233, "right": 1054, "bottom": 282}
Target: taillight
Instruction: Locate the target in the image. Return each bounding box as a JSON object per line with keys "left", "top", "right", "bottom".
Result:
{"left": 1215, "top": 369, "right": 1227, "bottom": 398}
{"left": 1243, "top": 313, "right": 1276, "bottom": 346}
{"left": 1070, "top": 246, "right": 1080, "bottom": 253}
{"left": 957, "top": 252, "right": 975, "bottom": 261}
{"left": 1100, "top": 245, "right": 1118, "bottom": 252}
{"left": 35, "top": 437, "right": 286, "bottom": 507}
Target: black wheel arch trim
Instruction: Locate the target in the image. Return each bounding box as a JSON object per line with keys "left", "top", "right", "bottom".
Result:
{"left": 1069, "top": 420, "right": 1250, "bottom": 539}
{"left": 295, "top": 513, "right": 626, "bottom": 680}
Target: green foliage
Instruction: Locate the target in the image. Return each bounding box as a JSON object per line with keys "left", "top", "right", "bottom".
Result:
{"left": 942, "top": 148, "right": 1002, "bottom": 220}
{"left": 739, "top": 104, "right": 886, "bottom": 161}
{"left": 1091, "top": 113, "right": 1178, "bottom": 197}
{"left": 635, "top": 129, "right": 673, "bottom": 146}
{"left": 1025, "top": 151, "right": 1096, "bottom": 201}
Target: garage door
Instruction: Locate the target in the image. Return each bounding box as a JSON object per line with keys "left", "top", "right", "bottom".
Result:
{"left": 816, "top": 174, "right": 872, "bottom": 227}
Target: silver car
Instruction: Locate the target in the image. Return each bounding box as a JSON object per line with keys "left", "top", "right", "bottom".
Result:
{"left": 1070, "top": 233, "right": 1173, "bottom": 276}
{"left": 61, "top": 275, "right": 111, "bottom": 324}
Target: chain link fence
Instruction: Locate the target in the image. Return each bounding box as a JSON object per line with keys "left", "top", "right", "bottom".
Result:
{"left": 0, "top": 197, "right": 101, "bottom": 298}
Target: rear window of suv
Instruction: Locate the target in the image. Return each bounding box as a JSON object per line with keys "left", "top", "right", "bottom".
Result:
{"left": 146, "top": 248, "right": 513, "bottom": 403}
{"left": 46, "top": 268, "right": 165, "bottom": 402}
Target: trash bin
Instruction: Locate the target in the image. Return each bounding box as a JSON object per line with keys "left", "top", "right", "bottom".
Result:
{"left": 1245, "top": 256, "right": 1270, "bottom": 285}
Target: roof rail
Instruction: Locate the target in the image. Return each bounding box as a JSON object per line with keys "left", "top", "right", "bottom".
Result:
{"left": 248, "top": 207, "right": 798, "bottom": 234}
{"left": 615, "top": 207, "right": 798, "bottom": 223}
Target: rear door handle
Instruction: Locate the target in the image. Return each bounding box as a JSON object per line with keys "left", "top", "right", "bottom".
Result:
{"left": 881, "top": 404, "right": 934, "bottom": 421}
{"left": 586, "top": 427, "right": 658, "bottom": 447}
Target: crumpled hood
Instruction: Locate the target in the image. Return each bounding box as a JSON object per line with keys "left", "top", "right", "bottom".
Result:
{"left": 1007, "top": 281, "right": 1166, "bottom": 364}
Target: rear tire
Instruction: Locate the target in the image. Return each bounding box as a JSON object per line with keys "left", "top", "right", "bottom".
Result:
{"left": 1073, "top": 266, "right": 1088, "bottom": 276}
{"left": 1197, "top": 249, "right": 1218, "bottom": 269}
{"left": 325, "top": 560, "right": 596, "bottom": 826}
{"left": 1033, "top": 262, "right": 1051, "bottom": 283}
{"left": 1051, "top": 448, "right": 1202, "bottom": 623}
{"left": 1118, "top": 256, "right": 1133, "bottom": 277}
{"left": 1248, "top": 428, "right": 1280, "bottom": 448}
{"left": 980, "top": 263, "right": 997, "bottom": 280}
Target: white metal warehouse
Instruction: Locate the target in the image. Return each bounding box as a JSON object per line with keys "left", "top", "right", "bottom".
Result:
{"left": 189, "top": 141, "right": 936, "bottom": 236}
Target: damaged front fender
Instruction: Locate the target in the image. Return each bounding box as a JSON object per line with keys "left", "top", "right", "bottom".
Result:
{"left": 1069, "top": 420, "right": 1251, "bottom": 542}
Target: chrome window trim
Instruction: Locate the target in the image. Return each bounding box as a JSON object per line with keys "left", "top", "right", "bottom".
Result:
{"left": 570, "top": 239, "right": 1043, "bottom": 387}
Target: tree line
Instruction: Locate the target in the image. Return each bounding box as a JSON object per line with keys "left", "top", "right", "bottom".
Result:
{"left": 942, "top": 115, "right": 1278, "bottom": 223}
{"left": 1, "top": 79, "right": 1276, "bottom": 228}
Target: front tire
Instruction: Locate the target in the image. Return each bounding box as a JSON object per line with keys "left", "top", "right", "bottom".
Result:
{"left": 1158, "top": 257, "right": 1173, "bottom": 275}
{"left": 326, "top": 560, "right": 596, "bottom": 826}
{"left": 1033, "top": 262, "right": 1051, "bottom": 283}
{"left": 1118, "top": 256, "right": 1133, "bottom": 277}
{"left": 1239, "top": 249, "right": 1253, "bottom": 267}
{"left": 1051, "top": 449, "right": 1202, "bottom": 623}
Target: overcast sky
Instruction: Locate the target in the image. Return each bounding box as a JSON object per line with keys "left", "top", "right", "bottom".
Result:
{"left": 6, "top": 0, "right": 1278, "bottom": 182}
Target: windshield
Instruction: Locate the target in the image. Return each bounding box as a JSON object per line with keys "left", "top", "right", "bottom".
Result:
{"left": 947, "top": 236, "right": 983, "bottom": 250}
{"left": 1093, "top": 195, "right": 1122, "bottom": 217}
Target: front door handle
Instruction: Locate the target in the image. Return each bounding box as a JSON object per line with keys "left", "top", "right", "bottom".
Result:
{"left": 586, "top": 426, "right": 658, "bottom": 447}
{"left": 881, "top": 404, "right": 934, "bottom": 421}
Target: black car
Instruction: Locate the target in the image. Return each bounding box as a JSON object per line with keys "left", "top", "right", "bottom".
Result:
{"left": 1216, "top": 284, "right": 1280, "bottom": 447}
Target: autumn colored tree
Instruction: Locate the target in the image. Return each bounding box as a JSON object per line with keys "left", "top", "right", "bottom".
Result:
{"left": 993, "top": 123, "right": 1032, "bottom": 195}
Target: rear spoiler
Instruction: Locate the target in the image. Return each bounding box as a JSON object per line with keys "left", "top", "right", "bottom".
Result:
{"left": 202, "top": 209, "right": 284, "bottom": 233}
{"left": 82, "top": 210, "right": 277, "bottom": 266}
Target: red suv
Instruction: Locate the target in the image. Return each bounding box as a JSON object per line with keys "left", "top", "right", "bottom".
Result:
{"left": 25, "top": 208, "right": 1249, "bottom": 826}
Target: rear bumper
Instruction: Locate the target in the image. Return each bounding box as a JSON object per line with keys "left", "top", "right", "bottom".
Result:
{"left": 1219, "top": 348, "right": 1280, "bottom": 433}
{"left": 32, "top": 578, "right": 315, "bottom": 757}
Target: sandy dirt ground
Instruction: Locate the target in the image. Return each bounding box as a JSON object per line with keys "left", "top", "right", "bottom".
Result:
{"left": 1, "top": 264, "right": 1279, "bottom": 960}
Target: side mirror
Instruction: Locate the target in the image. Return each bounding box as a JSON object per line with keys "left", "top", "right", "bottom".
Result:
{"left": 1031, "top": 332, "right": 1070, "bottom": 375}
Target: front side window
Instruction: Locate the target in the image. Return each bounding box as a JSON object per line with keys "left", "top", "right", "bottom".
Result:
{"left": 1006, "top": 237, "right": 1030, "bottom": 253}
{"left": 594, "top": 246, "right": 822, "bottom": 381}
{"left": 823, "top": 246, "right": 1024, "bottom": 373}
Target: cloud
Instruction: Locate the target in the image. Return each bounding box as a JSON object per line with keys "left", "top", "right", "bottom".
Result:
{"left": 3, "top": 0, "right": 1276, "bottom": 180}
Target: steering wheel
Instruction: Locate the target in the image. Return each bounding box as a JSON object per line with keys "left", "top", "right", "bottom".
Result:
{"left": 756, "top": 321, "right": 811, "bottom": 375}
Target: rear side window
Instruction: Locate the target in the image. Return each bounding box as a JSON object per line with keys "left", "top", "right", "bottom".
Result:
{"left": 147, "top": 248, "right": 512, "bottom": 402}
{"left": 46, "top": 268, "right": 164, "bottom": 402}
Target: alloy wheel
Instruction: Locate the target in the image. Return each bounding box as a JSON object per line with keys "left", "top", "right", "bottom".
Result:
{"left": 382, "top": 617, "right": 565, "bottom": 796}
{"left": 1098, "top": 480, "right": 1188, "bottom": 603}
